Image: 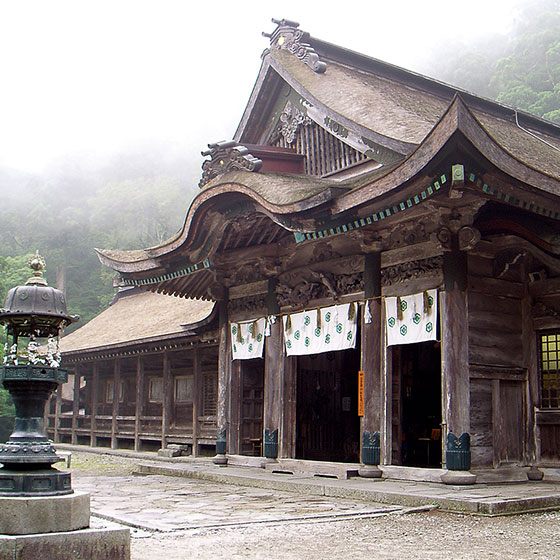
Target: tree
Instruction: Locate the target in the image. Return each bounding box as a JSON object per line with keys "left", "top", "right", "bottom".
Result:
{"left": 491, "top": 1, "right": 560, "bottom": 120}
{"left": 420, "top": 0, "right": 560, "bottom": 123}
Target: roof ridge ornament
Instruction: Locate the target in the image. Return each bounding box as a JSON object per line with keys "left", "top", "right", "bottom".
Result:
{"left": 263, "top": 18, "right": 327, "bottom": 74}
{"left": 199, "top": 141, "right": 262, "bottom": 188}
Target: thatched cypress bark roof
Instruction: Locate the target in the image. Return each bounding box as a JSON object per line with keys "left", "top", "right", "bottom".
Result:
{"left": 60, "top": 289, "right": 214, "bottom": 356}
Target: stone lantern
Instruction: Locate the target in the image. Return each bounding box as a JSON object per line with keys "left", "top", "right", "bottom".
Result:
{"left": 0, "top": 252, "right": 78, "bottom": 495}
{"left": 0, "top": 253, "right": 130, "bottom": 557}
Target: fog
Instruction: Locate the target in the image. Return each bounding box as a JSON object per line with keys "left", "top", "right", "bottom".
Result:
{"left": 1, "top": 0, "right": 524, "bottom": 177}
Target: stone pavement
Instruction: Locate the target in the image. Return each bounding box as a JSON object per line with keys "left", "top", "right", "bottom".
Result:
{"left": 59, "top": 445, "right": 560, "bottom": 518}
{"left": 75, "top": 474, "right": 405, "bottom": 532}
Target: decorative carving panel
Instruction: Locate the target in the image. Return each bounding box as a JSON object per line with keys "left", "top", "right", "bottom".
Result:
{"left": 228, "top": 294, "right": 268, "bottom": 316}
{"left": 263, "top": 19, "right": 327, "bottom": 73}
{"left": 199, "top": 141, "right": 262, "bottom": 188}
{"left": 381, "top": 256, "right": 443, "bottom": 287}
{"left": 276, "top": 270, "right": 364, "bottom": 308}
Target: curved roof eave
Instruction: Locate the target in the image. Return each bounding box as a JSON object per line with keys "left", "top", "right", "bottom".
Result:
{"left": 333, "top": 95, "right": 560, "bottom": 215}
{"left": 97, "top": 171, "right": 339, "bottom": 273}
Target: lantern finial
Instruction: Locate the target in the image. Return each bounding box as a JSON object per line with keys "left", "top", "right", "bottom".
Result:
{"left": 26, "top": 250, "right": 47, "bottom": 286}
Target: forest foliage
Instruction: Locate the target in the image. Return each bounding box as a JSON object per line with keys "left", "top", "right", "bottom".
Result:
{"left": 423, "top": 0, "right": 560, "bottom": 122}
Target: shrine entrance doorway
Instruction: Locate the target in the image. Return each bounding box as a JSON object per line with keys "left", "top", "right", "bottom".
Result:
{"left": 391, "top": 341, "right": 442, "bottom": 467}
{"left": 295, "top": 348, "right": 360, "bottom": 463}
{"left": 240, "top": 361, "right": 264, "bottom": 457}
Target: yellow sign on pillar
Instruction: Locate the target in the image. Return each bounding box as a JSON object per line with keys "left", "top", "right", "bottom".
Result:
{"left": 358, "top": 370, "right": 365, "bottom": 417}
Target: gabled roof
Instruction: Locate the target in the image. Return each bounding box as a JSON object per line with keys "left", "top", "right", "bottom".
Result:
{"left": 237, "top": 21, "right": 560, "bottom": 178}
{"left": 60, "top": 289, "right": 215, "bottom": 357}
{"left": 96, "top": 20, "right": 560, "bottom": 298}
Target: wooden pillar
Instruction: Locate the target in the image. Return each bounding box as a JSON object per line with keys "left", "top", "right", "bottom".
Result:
{"left": 215, "top": 298, "right": 230, "bottom": 458}
{"left": 134, "top": 355, "right": 144, "bottom": 452}
{"left": 520, "top": 271, "right": 539, "bottom": 467}
{"left": 71, "top": 367, "right": 80, "bottom": 444}
{"left": 280, "top": 354, "right": 297, "bottom": 458}
{"left": 192, "top": 346, "right": 201, "bottom": 457}
{"left": 90, "top": 363, "right": 99, "bottom": 447}
{"left": 161, "top": 351, "right": 171, "bottom": 449}
{"left": 111, "top": 358, "right": 121, "bottom": 449}
{"left": 441, "top": 244, "right": 470, "bottom": 468}
{"left": 263, "top": 319, "right": 284, "bottom": 459}
{"left": 53, "top": 384, "right": 62, "bottom": 443}
{"left": 361, "top": 252, "right": 383, "bottom": 471}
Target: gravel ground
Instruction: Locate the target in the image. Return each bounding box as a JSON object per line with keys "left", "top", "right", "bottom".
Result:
{"left": 67, "top": 451, "right": 560, "bottom": 560}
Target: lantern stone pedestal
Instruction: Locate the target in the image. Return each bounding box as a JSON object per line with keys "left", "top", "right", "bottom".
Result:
{"left": 0, "top": 490, "right": 130, "bottom": 559}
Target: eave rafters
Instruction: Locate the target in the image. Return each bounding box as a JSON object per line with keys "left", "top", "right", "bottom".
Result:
{"left": 292, "top": 161, "right": 560, "bottom": 245}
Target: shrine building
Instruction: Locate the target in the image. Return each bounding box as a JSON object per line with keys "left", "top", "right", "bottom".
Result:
{"left": 61, "top": 19, "right": 560, "bottom": 482}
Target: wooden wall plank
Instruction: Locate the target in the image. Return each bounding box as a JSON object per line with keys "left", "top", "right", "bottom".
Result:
{"left": 281, "top": 356, "right": 297, "bottom": 458}
{"left": 163, "top": 352, "right": 173, "bottom": 449}
{"left": 134, "top": 356, "right": 144, "bottom": 451}
{"left": 192, "top": 346, "right": 201, "bottom": 457}
{"left": 71, "top": 367, "right": 80, "bottom": 444}
{"left": 470, "top": 379, "right": 493, "bottom": 468}
{"left": 111, "top": 358, "right": 121, "bottom": 449}
{"left": 91, "top": 363, "right": 99, "bottom": 446}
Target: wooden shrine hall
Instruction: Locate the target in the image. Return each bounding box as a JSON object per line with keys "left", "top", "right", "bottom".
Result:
{"left": 52, "top": 288, "right": 218, "bottom": 454}
{"left": 94, "top": 19, "right": 560, "bottom": 483}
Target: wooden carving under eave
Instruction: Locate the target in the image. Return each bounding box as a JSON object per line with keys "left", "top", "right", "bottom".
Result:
{"left": 199, "top": 141, "right": 262, "bottom": 188}
{"left": 276, "top": 270, "right": 364, "bottom": 308}
{"left": 533, "top": 300, "right": 560, "bottom": 319}
{"left": 228, "top": 294, "right": 268, "bottom": 316}
{"left": 268, "top": 100, "right": 313, "bottom": 145}
{"left": 432, "top": 226, "right": 481, "bottom": 251}
{"left": 263, "top": 19, "right": 327, "bottom": 73}
{"left": 383, "top": 218, "right": 430, "bottom": 250}
{"left": 381, "top": 256, "right": 443, "bottom": 287}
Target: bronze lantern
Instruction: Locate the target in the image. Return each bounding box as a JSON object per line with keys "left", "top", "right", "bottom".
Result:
{"left": 0, "top": 252, "right": 78, "bottom": 495}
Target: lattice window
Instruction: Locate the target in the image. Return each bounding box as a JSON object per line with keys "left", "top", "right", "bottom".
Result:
{"left": 105, "top": 380, "right": 124, "bottom": 403}
{"left": 272, "top": 120, "right": 367, "bottom": 177}
{"left": 540, "top": 332, "right": 560, "bottom": 409}
{"left": 202, "top": 373, "right": 217, "bottom": 416}
{"left": 174, "top": 375, "right": 193, "bottom": 402}
{"left": 148, "top": 378, "right": 163, "bottom": 403}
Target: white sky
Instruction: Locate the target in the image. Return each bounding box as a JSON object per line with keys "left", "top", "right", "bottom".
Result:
{"left": 0, "top": 0, "right": 523, "bottom": 172}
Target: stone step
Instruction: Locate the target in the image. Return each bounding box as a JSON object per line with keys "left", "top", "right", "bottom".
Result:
{"left": 265, "top": 458, "right": 361, "bottom": 479}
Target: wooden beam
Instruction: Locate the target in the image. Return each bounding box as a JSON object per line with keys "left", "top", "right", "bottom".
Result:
{"left": 91, "top": 363, "right": 99, "bottom": 446}
{"left": 134, "top": 356, "right": 145, "bottom": 451}
{"left": 192, "top": 346, "right": 201, "bottom": 457}
{"left": 71, "top": 367, "right": 80, "bottom": 444}
{"left": 111, "top": 358, "right": 121, "bottom": 449}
